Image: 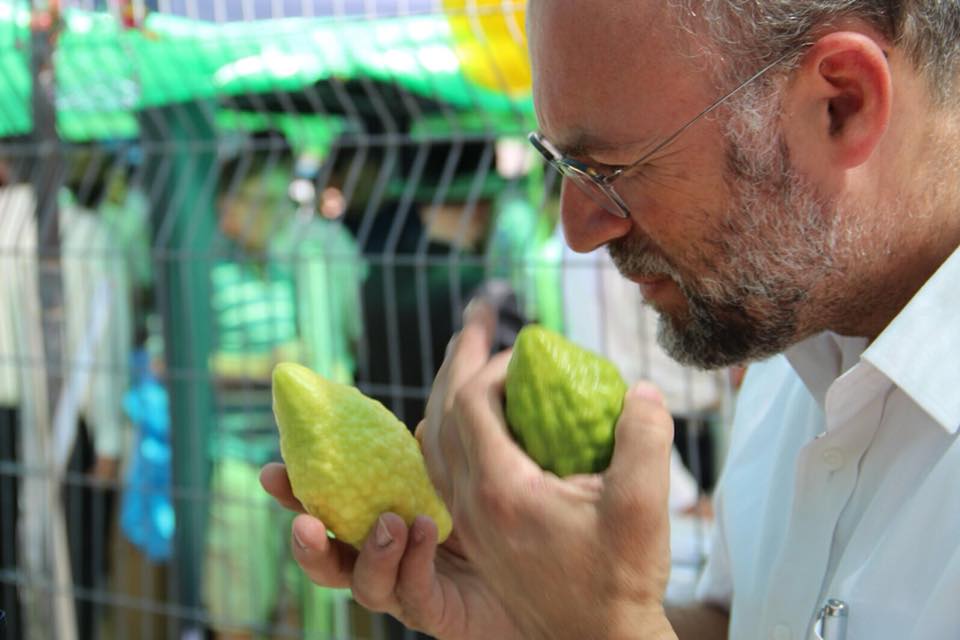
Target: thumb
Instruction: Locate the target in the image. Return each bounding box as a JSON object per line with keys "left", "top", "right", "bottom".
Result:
{"left": 605, "top": 382, "right": 675, "bottom": 501}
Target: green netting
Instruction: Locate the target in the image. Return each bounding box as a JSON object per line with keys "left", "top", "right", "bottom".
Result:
{"left": 0, "top": 2, "right": 535, "bottom": 142}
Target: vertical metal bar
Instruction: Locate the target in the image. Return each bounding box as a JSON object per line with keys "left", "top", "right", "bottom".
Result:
{"left": 138, "top": 102, "right": 217, "bottom": 637}
{"left": 27, "top": 3, "right": 78, "bottom": 639}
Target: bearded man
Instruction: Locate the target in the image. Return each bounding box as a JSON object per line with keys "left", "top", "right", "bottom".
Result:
{"left": 262, "top": 2, "right": 960, "bottom": 638}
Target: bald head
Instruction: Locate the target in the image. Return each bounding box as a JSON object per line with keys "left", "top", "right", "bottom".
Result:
{"left": 528, "top": 1, "right": 707, "bottom": 165}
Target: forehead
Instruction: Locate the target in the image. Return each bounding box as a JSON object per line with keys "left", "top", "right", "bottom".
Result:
{"left": 528, "top": 1, "right": 708, "bottom": 153}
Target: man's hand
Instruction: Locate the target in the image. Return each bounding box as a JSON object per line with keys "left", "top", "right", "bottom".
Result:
{"left": 261, "top": 304, "right": 679, "bottom": 639}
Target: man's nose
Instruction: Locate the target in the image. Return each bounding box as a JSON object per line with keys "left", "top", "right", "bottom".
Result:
{"left": 559, "top": 180, "right": 632, "bottom": 254}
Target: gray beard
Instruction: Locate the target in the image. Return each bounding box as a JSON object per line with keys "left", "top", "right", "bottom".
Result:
{"left": 607, "top": 131, "right": 847, "bottom": 370}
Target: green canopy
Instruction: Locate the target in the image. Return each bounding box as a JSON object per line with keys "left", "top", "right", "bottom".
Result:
{"left": 0, "top": 2, "right": 535, "bottom": 142}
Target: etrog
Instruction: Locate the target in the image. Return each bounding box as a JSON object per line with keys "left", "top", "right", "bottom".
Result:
{"left": 505, "top": 325, "right": 627, "bottom": 476}
{"left": 272, "top": 362, "right": 452, "bottom": 548}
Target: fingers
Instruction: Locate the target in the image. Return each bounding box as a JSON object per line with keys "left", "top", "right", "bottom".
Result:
{"left": 455, "top": 350, "right": 533, "bottom": 482}
{"left": 420, "top": 301, "right": 499, "bottom": 499}
{"left": 260, "top": 463, "right": 305, "bottom": 513}
{"left": 290, "top": 513, "right": 357, "bottom": 589}
{"left": 445, "top": 300, "right": 498, "bottom": 408}
{"left": 290, "top": 512, "right": 449, "bottom": 636}
{"left": 606, "top": 382, "right": 675, "bottom": 507}
{"left": 351, "top": 513, "right": 410, "bottom": 615}
{"left": 395, "top": 516, "right": 448, "bottom": 632}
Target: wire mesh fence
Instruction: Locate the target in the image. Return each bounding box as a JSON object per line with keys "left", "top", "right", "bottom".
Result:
{"left": 0, "top": 1, "right": 733, "bottom": 638}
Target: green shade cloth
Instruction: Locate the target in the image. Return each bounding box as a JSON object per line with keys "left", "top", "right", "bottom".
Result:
{"left": 0, "top": 2, "right": 534, "bottom": 142}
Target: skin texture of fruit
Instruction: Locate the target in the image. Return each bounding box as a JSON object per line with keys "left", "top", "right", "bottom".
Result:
{"left": 505, "top": 325, "right": 628, "bottom": 476}
{"left": 272, "top": 362, "right": 452, "bottom": 548}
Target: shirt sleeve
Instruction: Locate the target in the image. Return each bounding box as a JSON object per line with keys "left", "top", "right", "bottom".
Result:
{"left": 81, "top": 222, "right": 132, "bottom": 460}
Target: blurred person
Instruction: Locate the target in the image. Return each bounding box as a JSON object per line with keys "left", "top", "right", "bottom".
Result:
{"left": 0, "top": 157, "right": 34, "bottom": 640}
{"left": 203, "top": 135, "right": 365, "bottom": 639}
{"left": 340, "top": 141, "right": 492, "bottom": 427}
{"left": 261, "top": 2, "right": 960, "bottom": 639}
{"left": 59, "top": 168, "right": 134, "bottom": 640}
{"left": 0, "top": 151, "right": 133, "bottom": 639}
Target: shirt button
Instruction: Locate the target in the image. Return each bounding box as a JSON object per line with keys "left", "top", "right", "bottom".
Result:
{"left": 771, "top": 624, "right": 792, "bottom": 640}
{"left": 822, "top": 448, "right": 845, "bottom": 471}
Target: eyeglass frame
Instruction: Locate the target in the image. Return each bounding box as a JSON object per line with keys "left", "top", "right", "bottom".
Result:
{"left": 528, "top": 49, "right": 804, "bottom": 219}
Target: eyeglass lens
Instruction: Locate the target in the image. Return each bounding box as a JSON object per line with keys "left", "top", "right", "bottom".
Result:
{"left": 559, "top": 164, "right": 629, "bottom": 217}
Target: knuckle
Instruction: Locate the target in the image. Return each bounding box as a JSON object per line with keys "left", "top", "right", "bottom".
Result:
{"left": 351, "top": 583, "right": 388, "bottom": 612}
{"left": 607, "top": 481, "right": 663, "bottom": 520}
{"left": 649, "top": 411, "right": 676, "bottom": 448}
{"left": 395, "top": 592, "right": 430, "bottom": 633}
{"left": 621, "top": 404, "right": 675, "bottom": 449}
{"left": 451, "top": 382, "right": 477, "bottom": 416}
{"left": 631, "top": 401, "right": 673, "bottom": 428}
{"left": 470, "top": 476, "right": 518, "bottom": 527}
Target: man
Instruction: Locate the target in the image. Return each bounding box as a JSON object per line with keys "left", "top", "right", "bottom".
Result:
{"left": 261, "top": 2, "right": 960, "bottom": 638}
{"left": 1, "top": 156, "right": 133, "bottom": 639}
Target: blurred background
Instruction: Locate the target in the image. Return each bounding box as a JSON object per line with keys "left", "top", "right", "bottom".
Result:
{"left": 0, "top": 1, "right": 739, "bottom": 638}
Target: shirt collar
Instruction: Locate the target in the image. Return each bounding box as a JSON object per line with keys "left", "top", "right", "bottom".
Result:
{"left": 785, "top": 245, "right": 960, "bottom": 434}
{"left": 785, "top": 331, "right": 868, "bottom": 410}
{"left": 862, "top": 245, "right": 960, "bottom": 434}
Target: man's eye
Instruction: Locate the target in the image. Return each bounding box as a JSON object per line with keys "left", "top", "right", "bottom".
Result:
{"left": 586, "top": 160, "right": 626, "bottom": 176}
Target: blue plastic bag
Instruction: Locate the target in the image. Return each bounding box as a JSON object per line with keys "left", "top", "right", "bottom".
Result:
{"left": 119, "top": 349, "right": 175, "bottom": 562}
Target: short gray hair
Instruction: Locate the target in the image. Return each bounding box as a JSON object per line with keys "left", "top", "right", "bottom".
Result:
{"left": 675, "top": 1, "right": 960, "bottom": 105}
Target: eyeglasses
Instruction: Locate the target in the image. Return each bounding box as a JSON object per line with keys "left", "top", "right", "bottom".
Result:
{"left": 528, "top": 50, "right": 800, "bottom": 218}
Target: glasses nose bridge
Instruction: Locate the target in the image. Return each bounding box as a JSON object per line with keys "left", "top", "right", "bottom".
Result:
{"left": 528, "top": 131, "right": 631, "bottom": 218}
{"left": 561, "top": 166, "right": 631, "bottom": 219}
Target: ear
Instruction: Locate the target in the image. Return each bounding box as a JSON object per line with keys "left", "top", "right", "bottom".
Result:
{"left": 785, "top": 31, "right": 892, "bottom": 171}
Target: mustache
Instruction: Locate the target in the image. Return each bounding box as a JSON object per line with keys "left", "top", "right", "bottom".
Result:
{"left": 607, "top": 236, "right": 682, "bottom": 283}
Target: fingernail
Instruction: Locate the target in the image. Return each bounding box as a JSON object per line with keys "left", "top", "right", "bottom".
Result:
{"left": 293, "top": 531, "right": 309, "bottom": 552}
{"left": 462, "top": 298, "right": 493, "bottom": 327}
{"left": 462, "top": 299, "right": 481, "bottom": 324}
{"left": 631, "top": 381, "right": 665, "bottom": 406}
{"left": 375, "top": 516, "right": 394, "bottom": 549}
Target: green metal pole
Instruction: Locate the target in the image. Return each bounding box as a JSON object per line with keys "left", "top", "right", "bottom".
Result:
{"left": 28, "top": 5, "right": 74, "bottom": 640}
{"left": 138, "top": 102, "right": 216, "bottom": 633}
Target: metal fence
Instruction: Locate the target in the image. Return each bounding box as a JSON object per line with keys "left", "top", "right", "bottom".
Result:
{"left": 0, "top": 2, "right": 730, "bottom": 638}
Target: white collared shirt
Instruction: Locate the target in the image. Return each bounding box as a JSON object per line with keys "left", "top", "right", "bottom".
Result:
{"left": 697, "top": 245, "right": 960, "bottom": 640}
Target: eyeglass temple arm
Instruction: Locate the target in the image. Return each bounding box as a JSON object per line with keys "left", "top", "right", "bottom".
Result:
{"left": 632, "top": 49, "right": 803, "bottom": 167}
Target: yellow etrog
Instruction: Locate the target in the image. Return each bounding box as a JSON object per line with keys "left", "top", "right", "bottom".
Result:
{"left": 505, "top": 325, "right": 627, "bottom": 477}
{"left": 272, "top": 362, "right": 452, "bottom": 548}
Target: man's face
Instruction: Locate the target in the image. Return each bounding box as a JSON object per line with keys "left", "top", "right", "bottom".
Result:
{"left": 530, "top": 1, "right": 862, "bottom": 368}
{"left": 607, "top": 110, "right": 855, "bottom": 368}
{"left": 219, "top": 168, "right": 291, "bottom": 254}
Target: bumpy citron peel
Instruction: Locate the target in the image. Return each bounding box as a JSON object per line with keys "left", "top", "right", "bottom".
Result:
{"left": 272, "top": 362, "right": 452, "bottom": 548}
{"left": 505, "top": 325, "right": 628, "bottom": 477}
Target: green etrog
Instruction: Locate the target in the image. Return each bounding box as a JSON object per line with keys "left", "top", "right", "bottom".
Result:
{"left": 272, "top": 362, "right": 452, "bottom": 548}
{"left": 505, "top": 325, "right": 627, "bottom": 476}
